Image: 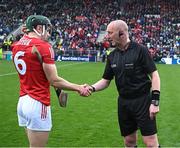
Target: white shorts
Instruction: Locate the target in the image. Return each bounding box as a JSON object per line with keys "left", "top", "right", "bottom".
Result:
{"left": 17, "top": 95, "right": 52, "bottom": 131}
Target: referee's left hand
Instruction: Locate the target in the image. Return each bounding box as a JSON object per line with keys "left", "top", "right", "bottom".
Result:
{"left": 149, "top": 104, "right": 159, "bottom": 120}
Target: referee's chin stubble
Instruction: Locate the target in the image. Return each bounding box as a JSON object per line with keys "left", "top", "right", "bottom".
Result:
{"left": 109, "top": 42, "right": 116, "bottom": 48}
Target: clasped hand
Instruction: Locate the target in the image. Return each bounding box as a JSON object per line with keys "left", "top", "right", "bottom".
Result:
{"left": 78, "top": 84, "right": 93, "bottom": 97}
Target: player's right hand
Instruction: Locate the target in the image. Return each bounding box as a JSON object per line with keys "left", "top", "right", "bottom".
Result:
{"left": 79, "top": 84, "right": 92, "bottom": 97}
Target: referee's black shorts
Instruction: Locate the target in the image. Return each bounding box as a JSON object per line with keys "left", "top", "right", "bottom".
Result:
{"left": 117, "top": 93, "right": 157, "bottom": 137}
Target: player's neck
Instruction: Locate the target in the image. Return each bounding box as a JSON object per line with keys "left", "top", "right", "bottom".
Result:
{"left": 27, "top": 32, "right": 41, "bottom": 39}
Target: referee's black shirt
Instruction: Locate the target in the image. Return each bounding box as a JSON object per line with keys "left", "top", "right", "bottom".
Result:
{"left": 102, "top": 41, "right": 157, "bottom": 98}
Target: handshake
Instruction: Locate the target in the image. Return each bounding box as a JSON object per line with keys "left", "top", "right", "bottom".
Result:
{"left": 56, "top": 84, "right": 95, "bottom": 108}
{"left": 78, "top": 84, "right": 95, "bottom": 97}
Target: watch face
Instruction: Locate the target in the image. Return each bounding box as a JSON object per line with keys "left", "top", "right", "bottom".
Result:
{"left": 152, "top": 100, "right": 159, "bottom": 106}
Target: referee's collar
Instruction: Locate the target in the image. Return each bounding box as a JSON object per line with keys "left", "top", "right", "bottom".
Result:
{"left": 115, "top": 40, "right": 133, "bottom": 53}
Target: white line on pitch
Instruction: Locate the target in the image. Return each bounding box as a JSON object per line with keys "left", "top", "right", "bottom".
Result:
{"left": 0, "top": 62, "right": 86, "bottom": 77}
{"left": 0, "top": 72, "right": 17, "bottom": 77}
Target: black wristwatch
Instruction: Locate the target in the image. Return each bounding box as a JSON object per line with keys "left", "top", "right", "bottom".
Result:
{"left": 151, "top": 100, "right": 159, "bottom": 106}
{"left": 91, "top": 86, "right": 96, "bottom": 92}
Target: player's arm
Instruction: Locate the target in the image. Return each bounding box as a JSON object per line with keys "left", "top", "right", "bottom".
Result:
{"left": 90, "top": 78, "right": 111, "bottom": 92}
{"left": 43, "top": 63, "right": 89, "bottom": 93}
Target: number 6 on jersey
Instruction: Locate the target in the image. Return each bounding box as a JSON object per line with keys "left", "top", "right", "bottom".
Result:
{"left": 14, "top": 51, "right": 26, "bottom": 75}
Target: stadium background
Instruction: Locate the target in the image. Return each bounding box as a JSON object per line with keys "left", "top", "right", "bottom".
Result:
{"left": 0, "top": 0, "right": 180, "bottom": 147}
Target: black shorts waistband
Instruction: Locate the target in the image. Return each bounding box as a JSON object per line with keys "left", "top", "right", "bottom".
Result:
{"left": 120, "top": 91, "right": 150, "bottom": 99}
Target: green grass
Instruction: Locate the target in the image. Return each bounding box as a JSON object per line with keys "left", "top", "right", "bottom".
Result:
{"left": 0, "top": 60, "right": 180, "bottom": 147}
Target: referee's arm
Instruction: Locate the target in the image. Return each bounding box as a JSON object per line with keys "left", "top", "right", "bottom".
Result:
{"left": 150, "top": 70, "right": 160, "bottom": 91}
{"left": 91, "top": 78, "right": 111, "bottom": 92}
{"left": 149, "top": 70, "right": 160, "bottom": 119}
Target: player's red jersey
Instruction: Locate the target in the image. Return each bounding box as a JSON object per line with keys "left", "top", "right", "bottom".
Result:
{"left": 11, "top": 35, "right": 55, "bottom": 106}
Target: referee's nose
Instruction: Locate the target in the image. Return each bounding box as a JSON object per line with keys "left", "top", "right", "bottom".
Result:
{"left": 105, "top": 33, "right": 112, "bottom": 42}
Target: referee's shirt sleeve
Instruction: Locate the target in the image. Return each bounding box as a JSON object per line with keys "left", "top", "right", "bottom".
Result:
{"left": 141, "top": 47, "right": 157, "bottom": 74}
{"left": 102, "top": 56, "right": 114, "bottom": 80}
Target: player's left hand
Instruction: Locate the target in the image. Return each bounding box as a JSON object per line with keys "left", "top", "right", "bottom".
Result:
{"left": 55, "top": 88, "right": 68, "bottom": 107}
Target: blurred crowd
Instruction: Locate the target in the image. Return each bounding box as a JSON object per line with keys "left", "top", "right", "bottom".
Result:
{"left": 0, "top": 0, "right": 179, "bottom": 60}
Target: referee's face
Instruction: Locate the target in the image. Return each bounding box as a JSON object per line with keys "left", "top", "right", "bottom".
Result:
{"left": 107, "top": 24, "right": 125, "bottom": 46}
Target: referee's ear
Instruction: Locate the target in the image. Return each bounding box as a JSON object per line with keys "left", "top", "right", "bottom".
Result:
{"left": 119, "top": 31, "right": 123, "bottom": 37}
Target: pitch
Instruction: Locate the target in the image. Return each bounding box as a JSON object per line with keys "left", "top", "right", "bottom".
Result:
{"left": 0, "top": 60, "right": 180, "bottom": 147}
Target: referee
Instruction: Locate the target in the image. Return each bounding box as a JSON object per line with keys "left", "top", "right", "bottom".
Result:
{"left": 89, "top": 20, "right": 160, "bottom": 147}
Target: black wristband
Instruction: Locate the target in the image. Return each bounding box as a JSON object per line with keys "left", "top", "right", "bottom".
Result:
{"left": 91, "top": 86, "right": 96, "bottom": 92}
{"left": 151, "top": 90, "right": 160, "bottom": 100}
